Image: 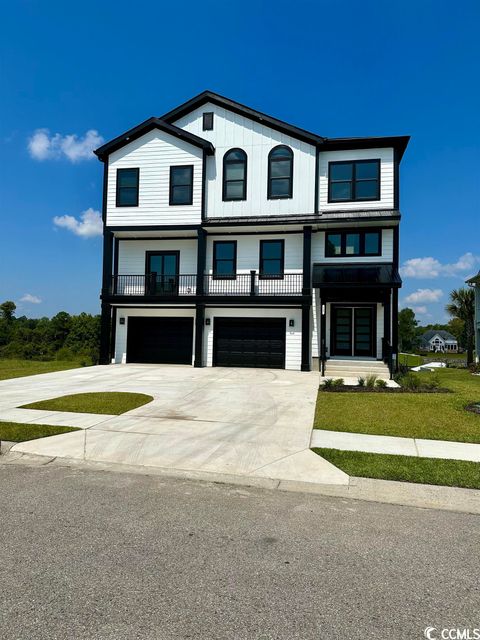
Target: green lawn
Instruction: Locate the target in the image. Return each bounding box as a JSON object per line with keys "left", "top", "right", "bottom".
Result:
{"left": 398, "top": 353, "right": 423, "bottom": 367}
{"left": 0, "top": 422, "right": 79, "bottom": 443}
{"left": 21, "top": 392, "right": 153, "bottom": 415}
{"left": 0, "top": 358, "right": 85, "bottom": 381}
{"left": 314, "top": 369, "right": 480, "bottom": 443}
{"left": 313, "top": 448, "right": 480, "bottom": 490}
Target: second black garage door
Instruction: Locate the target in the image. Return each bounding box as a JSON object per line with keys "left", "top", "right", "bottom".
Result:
{"left": 213, "top": 318, "right": 286, "bottom": 369}
{"left": 126, "top": 317, "right": 193, "bottom": 364}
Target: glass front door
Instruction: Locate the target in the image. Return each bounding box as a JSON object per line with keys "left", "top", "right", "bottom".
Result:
{"left": 332, "top": 306, "right": 374, "bottom": 357}
{"left": 146, "top": 252, "right": 179, "bottom": 295}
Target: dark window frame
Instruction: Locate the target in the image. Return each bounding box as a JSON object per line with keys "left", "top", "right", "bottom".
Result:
{"left": 212, "top": 240, "right": 237, "bottom": 280}
{"left": 267, "top": 145, "right": 293, "bottom": 200}
{"left": 116, "top": 168, "right": 139, "bottom": 207}
{"left": 259, "top": 239, "right": 285, "bottom": 280}
{"left": 325, "top": 229, "right": 382, "bottom": 258}
{"left": 145, "top": 250, "right": 181, "bottom": 276}
{"left": 202, "top": 112, "right": 214, "bottom": 131}
{"left": 169, "top": 165, "right": 194, "bottom": 206}
{"left": 328, "top": 159, "right": 381, "bottom": 203}
{"left": 222, "top": 148, "right": 247, "bottom": 202}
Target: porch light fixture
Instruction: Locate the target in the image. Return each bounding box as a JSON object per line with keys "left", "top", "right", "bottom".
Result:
{"left": 289, "top": 319, "right": 295, "bottom": 327}
{"left": 321, "top": 304, "right": 326, "bottom": 315}
{"left": 119, "top": 317, "right": 125, "bottom": 325}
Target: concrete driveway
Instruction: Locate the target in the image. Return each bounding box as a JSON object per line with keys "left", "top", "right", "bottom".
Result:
{"left": 1, "top": 365, "right": 347, "bottom": 485}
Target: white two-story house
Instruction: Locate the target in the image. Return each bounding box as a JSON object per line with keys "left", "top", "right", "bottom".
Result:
{"left": 95, "top": 91, "right": 408, "bottom": 374}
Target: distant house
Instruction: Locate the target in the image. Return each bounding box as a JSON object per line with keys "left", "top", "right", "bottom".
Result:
{"left": 466, "top": 271, "right": 480, "bottom": 362}
{"left": 419, "top": 330, "right": 458, "bottom": 353}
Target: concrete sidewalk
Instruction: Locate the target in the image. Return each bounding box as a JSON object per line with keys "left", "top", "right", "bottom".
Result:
{"left": 311, "top": 429, "right": 480, "bottom": 462}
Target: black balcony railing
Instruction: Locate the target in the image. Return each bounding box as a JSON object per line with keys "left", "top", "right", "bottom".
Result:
{"left": 110, "top": 272, "right": 303, "bottom": 297}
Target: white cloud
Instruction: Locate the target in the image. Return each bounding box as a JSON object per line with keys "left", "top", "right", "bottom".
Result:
{"left": 404, "top": 288, "right": 443, "bottom": 304}
{"left": 411, "top": 306, "right": 429, "bottom": 316}
{"left": 28, "top": 128, "right": 103, "bottom": 162}
{"left": 400, "top": 253, "right": 480, "bottom": 279}
{"left": 20, "top": 294, "right": 42, "bottom": 304}
{"left": 53, "top": 208, "right": 102, "bottom": 238}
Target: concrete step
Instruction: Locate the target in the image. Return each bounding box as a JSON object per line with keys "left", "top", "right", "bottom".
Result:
{"left": 325, "top": 360, "right": 391, "bottom": 379}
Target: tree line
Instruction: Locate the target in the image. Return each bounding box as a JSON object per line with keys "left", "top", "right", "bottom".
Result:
{"left": 0, "top": 301, "right": 100, "bottom": 364}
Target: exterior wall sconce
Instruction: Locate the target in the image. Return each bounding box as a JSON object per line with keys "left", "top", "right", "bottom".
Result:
{"left": 205, "top": 318, "right": 211, "bottom": 325}
{"left": 119, "top": 317, "right": 125, "bottom": 325}
{"left": 321, "top": 304, "right": 326, "bottom": 316}
{"left": 289, "top": 319, "right": 295, "bottom": 327}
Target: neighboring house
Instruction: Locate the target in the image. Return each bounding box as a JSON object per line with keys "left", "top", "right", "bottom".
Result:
{"left": 419, "top": 330, "right": 458, "bottom": 353}
{"left": 466, "top": 271, "right": 480, "bottom": 362}
{"left": 95, "top": 91, "right": 409, "bottom": 372}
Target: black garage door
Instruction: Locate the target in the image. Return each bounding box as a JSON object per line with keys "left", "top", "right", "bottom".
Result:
{"left": 213, "top": 318, "right": 286, "bottom": 369}
{"left": 126, "top": 317, "right": 193, "bottom": 364}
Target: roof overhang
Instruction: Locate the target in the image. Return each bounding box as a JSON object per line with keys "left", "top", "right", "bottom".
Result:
{"left": 466, "top": 271, "right": 480, "bottom": 285}
{"left": 94, "top": 117, "right": 215, "bottom": 162}
{"left": 312, "top": 263, "right": 402, "bottom": 288}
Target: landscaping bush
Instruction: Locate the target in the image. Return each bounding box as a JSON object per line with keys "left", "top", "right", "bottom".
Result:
{"left": 398, "top": 372, "right": 421, "bottom": 391}
{"left": 469, "top": 363, "right": 480, "bottom": 374}
{"left": 365, "top": 374, "right": 378, "bottom": 389}
{"left": 358, "top": 376, "right": 365, "bottom": 387}
{"left": 375, "top": 378, "right": 388, "bottom": 389}
{"left": 322, "top": 377, "right": 345, "bottom": 389}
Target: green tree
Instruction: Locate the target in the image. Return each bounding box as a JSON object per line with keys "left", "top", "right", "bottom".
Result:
{"left": 0, "top": 301, "right": 16, "bottom": 322}
{"left": 447, "top": 317, "right": 466, "bottom": 348}
{"left": 446, "top": 288, "right": 475, "bottom": 364}
{"left": 398, "top": 307, "right": 419, "bottom": 352}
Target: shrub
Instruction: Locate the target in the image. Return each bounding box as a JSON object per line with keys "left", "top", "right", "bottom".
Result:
{"left": 469, "top": 363, "right": 480, "bottom": 374}
{"left": 358, "top": 376, "right": 366, "bottom": 387}
{"left": 322, "top": 378, "right": 344, "bottom": 389}
{"left": 375, "top": 378, "right": 388, "bottom": 389}
{"left": 333, "top": 378, "right": 345, "bottom": 387}
{"left": 423, "top": 375, "right": 440, "bottom": 390}
{"left": 365, "top": 374, "right": 378, "bottom": 389}
{"left": 398, "top": 372, "right": 421, "bottom": 391}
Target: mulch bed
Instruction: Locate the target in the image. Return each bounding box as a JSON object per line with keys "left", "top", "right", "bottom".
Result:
{"left": 319, "top": 386, "right": 451, "bottom": 394}
{"left": 466, "top": 403, "right": 480, "bottom": 415}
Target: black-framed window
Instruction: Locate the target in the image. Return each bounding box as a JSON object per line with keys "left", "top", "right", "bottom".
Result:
{"left": 328, "top": 159, "right": 380, "bottom": 202}
{"left": 325, "top": 230, "right": 381, "bottom": 258}
{"left": 213, "top": 241, "right": 237, "bottom": 279}
{"left": 259, "top": 239, "right": 285, "bottom": 279}
{"left": 169, "top": 165, "right": 193, "bottom": 206}
{"left": 203, "top": 112, "right": 214, "bottom": 131}
{"left": 116, "top": 168, "right": 139, "bottom": 207}
{"left": 223, "top": 149, "right": 247, "bottom": 201}
{"left": 268, "top": 145, "right": 293, "bottom": 199}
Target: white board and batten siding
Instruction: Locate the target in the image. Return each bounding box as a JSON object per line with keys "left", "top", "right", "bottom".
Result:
{"left": 113, "top": 307, "right": 196, "bottom": 365}
{"left": 318, "top": 148, "right": 395, "bottom": 212}
{"left": 311, "top": 228, "right": 394, "bottom": 264}
{"left": 106, "top": 129, "right": 203, "bottom": 227}
{"left": 203, "top": 307, "right": 302, "bottom": 370}
{"left": 173, "top": 102, "right": 317, "bottom": 218}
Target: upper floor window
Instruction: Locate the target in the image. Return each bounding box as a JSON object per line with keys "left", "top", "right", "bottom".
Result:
{"left": 328, "top": 160, "right": 380, "bottom": 203}
{"left": 213, "top": 241, "right": 237, "bottom": 279}
{"left": 116, "top": 168, "right": 139, "bottom": 207}
{"left": 260, "top": 239, "right": 285, "bottom": 279}
{"left": 268, "top": 146, "right": 293, "bottom": 199}
{"left": 203, "top": 112, "right": 214, "bottom": 131}
{"left": 169, "top": 165, "right": 193, "bottom": 206}
{"left": 223, "top": 149, "right": 247, "bottom": 201}
{"left": 326, "top": 230, "right": 381, "bottom": 258}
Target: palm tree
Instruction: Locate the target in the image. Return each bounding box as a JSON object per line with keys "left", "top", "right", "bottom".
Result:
{"left": 445, "top": 288, "right": 475, "bottom": 364}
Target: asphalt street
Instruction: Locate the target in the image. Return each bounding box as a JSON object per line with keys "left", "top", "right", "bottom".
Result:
{"left": 0, "top": 461, "right": 479, "bottom": 640}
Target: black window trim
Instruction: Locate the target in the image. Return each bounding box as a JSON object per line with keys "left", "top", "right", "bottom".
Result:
{"left": 267, "top": 145, "right": 293, "bottom": 200}
{"left": 212, "top": 240, "right": 237, "bottom": 280}
{"left": 222, "top": 148, "right": 247, "bottom": 202}
{"left": 328, "top": 159, "right": 381, "bottom": 203}
{"left": 325, "top": 228, "right": 382, "bottom": 258}
{"left": 202, "top": 111, "right": 214, "bottom": 131}
{"left": 116, "top": 167, "right": 139, "bottom": 207}
{"left": 259, "top": 239, "right": 285, "bottom": 280}
{"left": 145, "top": 250, "right": 181, "bottom": 276}
{"left": 169, "top": 165, "right": 194, "bottom": 206}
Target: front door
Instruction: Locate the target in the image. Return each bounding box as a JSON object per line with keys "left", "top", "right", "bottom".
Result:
{"left": 332, "top": 306, "right": 375, "bottom": 357}
{"left": 146, "top": 252, "right": 179, "bottom": 295}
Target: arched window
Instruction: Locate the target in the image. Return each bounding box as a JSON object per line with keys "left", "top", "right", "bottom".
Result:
{"left": 223, "top": 148, "right": 247, "bottom": 201}
{"left": 268, "top": 145, "right": 293, "bottom": 199}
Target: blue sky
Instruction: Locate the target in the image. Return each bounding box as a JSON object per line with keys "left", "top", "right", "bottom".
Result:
{"left": 1, "top": 0, "right": 479, "bottom": 322}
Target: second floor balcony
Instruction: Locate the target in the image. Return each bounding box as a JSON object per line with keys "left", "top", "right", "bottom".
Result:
{"left": 109, "top": 272, "right": 304, "bottom": 298}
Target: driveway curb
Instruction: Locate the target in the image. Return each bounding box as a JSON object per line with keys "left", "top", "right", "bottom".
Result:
{"left": 2, "top": 451, "right": 480, "bottom": 515}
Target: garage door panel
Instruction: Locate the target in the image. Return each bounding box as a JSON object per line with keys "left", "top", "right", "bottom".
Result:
{"left": 213, "top": 318, "right": 285, "bottom": 369}
{"left": 127, "top": 317, "right": 193, "bottom": 364}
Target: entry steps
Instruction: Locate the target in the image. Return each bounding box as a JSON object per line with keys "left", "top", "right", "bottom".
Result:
{"left": 323, "top": 358, "right": 391, "bottom": 380}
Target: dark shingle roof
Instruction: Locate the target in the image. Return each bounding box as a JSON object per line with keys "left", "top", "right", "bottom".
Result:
{"left": 420, "top": 330, "right": 457, "bottom": 343}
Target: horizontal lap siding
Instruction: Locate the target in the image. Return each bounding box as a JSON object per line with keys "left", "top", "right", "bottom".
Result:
{"left": 203, "top": 308, "right": 302, "bottom": 370}
{"left": 318, "top": 148, "right": 394, "bottom": 211}
{"left": 311, "top": 229, "right": 393, "bottom": 263}
{"left": 174, "top": 103, "right": 316, "bottom": 218}
{"left": 118, "top": 240, "right": 197, "bottom": 275}
{"left": 106, "top": 129, "right": 203, "bottom": 226}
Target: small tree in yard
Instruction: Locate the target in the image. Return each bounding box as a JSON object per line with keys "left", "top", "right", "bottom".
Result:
{"left": 398, "top": 307, "right": 419, "bottom": 352}
{"left": 446, "top": 288, "right": 475, "bottom": 365}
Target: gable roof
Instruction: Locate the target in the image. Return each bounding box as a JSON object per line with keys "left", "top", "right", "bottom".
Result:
{"left": 94, "top": 117, "right": 215, "bottom": 162}
{"left": 161, "top": 90, "right": 410, "bottom": 158}
{"left": 466, "top": 270, "right": 480, "bottom": 285}
{"left": 421, "top": 330, "right": 457, "bottom": 343}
